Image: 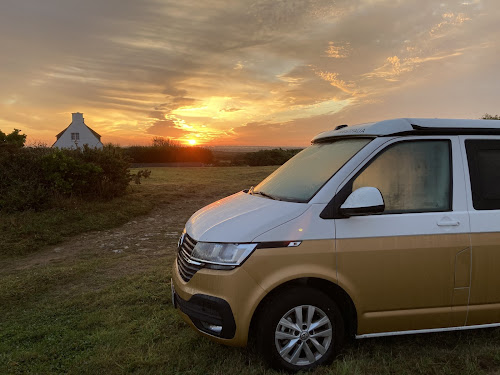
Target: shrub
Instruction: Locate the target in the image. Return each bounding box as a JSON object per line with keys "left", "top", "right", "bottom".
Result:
{"left": 41, "top": 149, "right": 104, "bottom": 196}
{"left": 0, "top": 147, "right": 52, "bottom": 211}
{"left": 0, "top": 144, "right": 134, "bottom": 212}
{"left": 73, "top": 145, "right": 132, "bottom": 199}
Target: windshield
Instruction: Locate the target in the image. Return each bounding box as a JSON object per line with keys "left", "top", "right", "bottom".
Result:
{"left": 253, "top": 138, "right": 372, "bottom": 202}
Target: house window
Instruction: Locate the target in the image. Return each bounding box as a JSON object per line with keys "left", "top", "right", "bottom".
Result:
{"left": 71, "top": 133, "right": 80, "bottom": 141}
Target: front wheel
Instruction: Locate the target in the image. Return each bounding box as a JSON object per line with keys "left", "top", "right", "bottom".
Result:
{"left": 257, "top": 286, "right": 345, "bottom": 372}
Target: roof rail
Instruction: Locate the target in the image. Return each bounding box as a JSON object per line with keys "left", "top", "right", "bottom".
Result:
{"left": 411, "top": 124, "right": 500, "bottom": 135}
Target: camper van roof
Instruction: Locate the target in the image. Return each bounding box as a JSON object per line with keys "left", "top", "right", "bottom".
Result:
{"left": 312, "top": 118, "right": 500, "bottom": 143}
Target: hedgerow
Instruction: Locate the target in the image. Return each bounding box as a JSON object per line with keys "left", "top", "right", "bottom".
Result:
{"left": 0, "top": 130, "right": 135, "bottom": 212}
{"left": 124, "top": 137, "right": 214, "bottom": 164}
{"left": 231, "top": 148, "right": 302, "bottom": 166}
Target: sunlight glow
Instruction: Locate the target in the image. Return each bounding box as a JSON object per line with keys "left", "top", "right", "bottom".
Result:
{"left": 187, "top": 139, "right": 197, "bottom": 145}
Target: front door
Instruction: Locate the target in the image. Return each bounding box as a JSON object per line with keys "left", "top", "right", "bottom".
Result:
{"left": 334, "top": 137, "right": 471, "bottom": 335}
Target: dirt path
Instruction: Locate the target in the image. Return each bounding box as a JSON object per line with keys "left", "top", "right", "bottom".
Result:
{"left": 1, "top": 202, "right": 194, "bottom": 274}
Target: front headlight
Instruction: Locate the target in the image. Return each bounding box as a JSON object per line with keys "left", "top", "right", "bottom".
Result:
{"left": 191, "top": 242, "right": 257, "bottom": 268}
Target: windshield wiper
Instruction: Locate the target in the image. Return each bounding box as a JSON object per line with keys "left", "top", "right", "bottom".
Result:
{"left": 252, "top": 190, "right": 281, "bottom": 201}
{"left": 248, "top": 186, "right": 280, "bottom": 200}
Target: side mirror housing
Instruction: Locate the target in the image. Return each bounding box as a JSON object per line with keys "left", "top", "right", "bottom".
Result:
{"left": 339, "top": 187, "right": 385, "bottom": 217}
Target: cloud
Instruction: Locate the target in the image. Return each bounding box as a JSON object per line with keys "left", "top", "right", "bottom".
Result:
{"left": 316, "top": 71, "right": 358, "bottom": 95}
{"left": 325, "top": 42, "right": 351, "bottom": 58}
{"left": 146, "top": 119, "right": 189, "bottom": 138}
{"left": 430, "top": 12, "right": 472, "bottom": 39}
{"left": 220, "top": 107, "right": 242, "bottom": 113}
{"left": 0, "top": 0, "right": 499, "bottom": 146}
{"left": 231, "top": 113, "right": 350, "bottom": 146}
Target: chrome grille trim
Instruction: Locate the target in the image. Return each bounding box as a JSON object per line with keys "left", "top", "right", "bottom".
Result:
{"left": 184, "top": 235, "right": 196, "bottom": 249}
{"left": 176, "top": 233, "right": 202, "bottom": 282}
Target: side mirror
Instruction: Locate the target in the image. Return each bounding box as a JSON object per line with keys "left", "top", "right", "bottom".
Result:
{"left": 340, "top": 187, "right": 385, "bottom": 217}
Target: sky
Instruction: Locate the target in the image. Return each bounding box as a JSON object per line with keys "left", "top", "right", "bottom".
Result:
{"left": 0, "top": 0, "right": 499, "bottom": 147}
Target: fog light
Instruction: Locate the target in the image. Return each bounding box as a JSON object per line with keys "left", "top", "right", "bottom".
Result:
{"left": 201, "top": 321, "right": 222, "bottom": 334}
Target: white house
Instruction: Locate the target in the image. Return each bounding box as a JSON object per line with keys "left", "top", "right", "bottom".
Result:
{"left": 52, "top": 112, "right": 103, "bottom": 149}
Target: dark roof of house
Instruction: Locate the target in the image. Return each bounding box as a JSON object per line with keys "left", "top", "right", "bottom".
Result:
{"left": 56, "top": 123, "right": 101, "bottom": 140}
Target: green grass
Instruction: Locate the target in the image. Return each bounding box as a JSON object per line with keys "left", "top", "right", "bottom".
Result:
{"left": 0, "top": 196, "right": 154, "bottom": 257}
{"left": 2, "top": 166, "right": 500, "bottom": 374}
{"left": 0, "top": 166, "right": 272, "bottom": 257}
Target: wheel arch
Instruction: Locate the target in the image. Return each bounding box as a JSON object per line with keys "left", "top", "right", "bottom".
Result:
{"left": 249, "top": 277, "right": 358, "bottom": 342}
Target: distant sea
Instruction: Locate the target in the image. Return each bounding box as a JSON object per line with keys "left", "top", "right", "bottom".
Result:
{"left": 207, "top": 145, "right": 303, "bottom": 153}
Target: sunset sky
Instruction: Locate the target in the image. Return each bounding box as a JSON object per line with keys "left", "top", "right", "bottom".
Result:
{"left": 0, "top": 0, "right": 499, "bottom": 146}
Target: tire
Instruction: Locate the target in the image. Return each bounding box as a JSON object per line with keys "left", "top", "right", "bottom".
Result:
{"left": 257, "top": 286, "right": 345, "bottom": 372}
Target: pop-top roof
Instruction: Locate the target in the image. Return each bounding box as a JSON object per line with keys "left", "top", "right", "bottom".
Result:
{"left": 312, "top": 118, "right": 500, "bottom": 143}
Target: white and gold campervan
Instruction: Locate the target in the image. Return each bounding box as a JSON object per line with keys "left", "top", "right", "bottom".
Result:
{"left": 172, "top": 118, "right": 500, "bottom": 371}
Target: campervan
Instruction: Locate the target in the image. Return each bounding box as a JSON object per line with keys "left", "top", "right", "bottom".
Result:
{"left": 172, "top": 118, "right": 500, "bottom": 371}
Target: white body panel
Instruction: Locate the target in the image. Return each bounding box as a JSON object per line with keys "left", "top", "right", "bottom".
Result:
{"left": 335, "top": 136, "right": 470, "bottom": 239}
{"left": 186, "top": 191, "right": 309, "bottom": 242}
{"left": 185, "top": 135, "right": 474, "bottom": 243}
{"left": 253, "top": 204, "right": 333, "bottom": 242}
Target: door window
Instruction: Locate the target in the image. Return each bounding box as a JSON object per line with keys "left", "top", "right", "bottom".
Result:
{"left": 465, "top": 140, "right": 500, "bottom": 210}
{"left": 352, "top": 140, "right": 452, "bottom": 214}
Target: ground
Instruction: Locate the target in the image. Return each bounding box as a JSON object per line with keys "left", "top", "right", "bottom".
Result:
{"left": 2, "top": 167, "right": 500, "bottom": 374}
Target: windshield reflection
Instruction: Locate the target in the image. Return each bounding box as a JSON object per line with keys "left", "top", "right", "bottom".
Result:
{"left": 252, "top": 138, "right": 372, "bottom": 202}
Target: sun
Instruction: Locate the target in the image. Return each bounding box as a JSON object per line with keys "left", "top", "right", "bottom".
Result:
{"left": 187, "top": 139, "right": 197, "bottom": 145}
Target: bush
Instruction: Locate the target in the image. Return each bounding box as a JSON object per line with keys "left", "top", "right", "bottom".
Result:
{"left": 0, "top": 147, "right": 52, "bottom": 211}
{"left": 41, "top": 150, "right": 104, "bottom": 196}
{"left": 0, "top": 144, "right": 134, "bottom": 212}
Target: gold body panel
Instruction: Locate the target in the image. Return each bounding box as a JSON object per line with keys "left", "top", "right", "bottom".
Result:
{"left": 172, "top": 231, "right": 500, "bottom": 344}
{"left": 336, "top": 234, "right": 470, "bottom": 334}
{"left": 172, "top": 240, "right": 337, "bottom": 346}
{"left": 172, "top": 260, "right": 265, "bottom": 346}
{"left": 468, "top": 233, "right": 500, "bottom": 325}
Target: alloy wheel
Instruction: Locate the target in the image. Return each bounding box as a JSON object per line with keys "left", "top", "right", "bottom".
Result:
{"left": 274, "top": 304, "right": 333, "bottom": 366}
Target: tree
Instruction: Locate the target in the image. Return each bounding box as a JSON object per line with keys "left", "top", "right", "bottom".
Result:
{"left": 152, "top": 136, "right": 179, "bottom": 148}
{"left": 0, "top": 129, "right": 27, "bottom": 149}
{"left": 482, "top": 114, "right": 500, "bottom": 120}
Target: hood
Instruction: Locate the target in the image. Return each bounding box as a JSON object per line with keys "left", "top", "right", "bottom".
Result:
{"left": 186, "top": 191, "right": 309, "bottom": 243}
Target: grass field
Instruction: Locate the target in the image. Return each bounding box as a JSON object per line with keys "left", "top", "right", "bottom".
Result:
{"left": 2, "top": 166, "right": 500, "bottom": 374}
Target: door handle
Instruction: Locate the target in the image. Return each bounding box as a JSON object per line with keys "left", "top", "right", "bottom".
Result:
{"left": 437, "top": 219, "right": 460, "bottom": 227}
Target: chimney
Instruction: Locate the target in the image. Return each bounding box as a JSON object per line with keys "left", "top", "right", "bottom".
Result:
{"left": 72, "top": 112, "right": 84, "bottom": 123}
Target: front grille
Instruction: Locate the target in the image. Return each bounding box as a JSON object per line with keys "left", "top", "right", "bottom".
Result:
{"left": 177, "top": 233, "right": 202, "bottom": 282}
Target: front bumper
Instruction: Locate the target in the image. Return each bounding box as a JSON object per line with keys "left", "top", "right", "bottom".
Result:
{"left": 173, "top": 289, "right": 236, "bottom": 339}
{"left": 171, "top": 257, "right": 266, "bottom": 347}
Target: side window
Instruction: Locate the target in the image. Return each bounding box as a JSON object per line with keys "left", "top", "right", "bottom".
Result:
{"left": 465, "top": 140, "right": 500, "bottom": 210}
{"left": 352, "top": 140, "right": 452, "bottom": 214}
